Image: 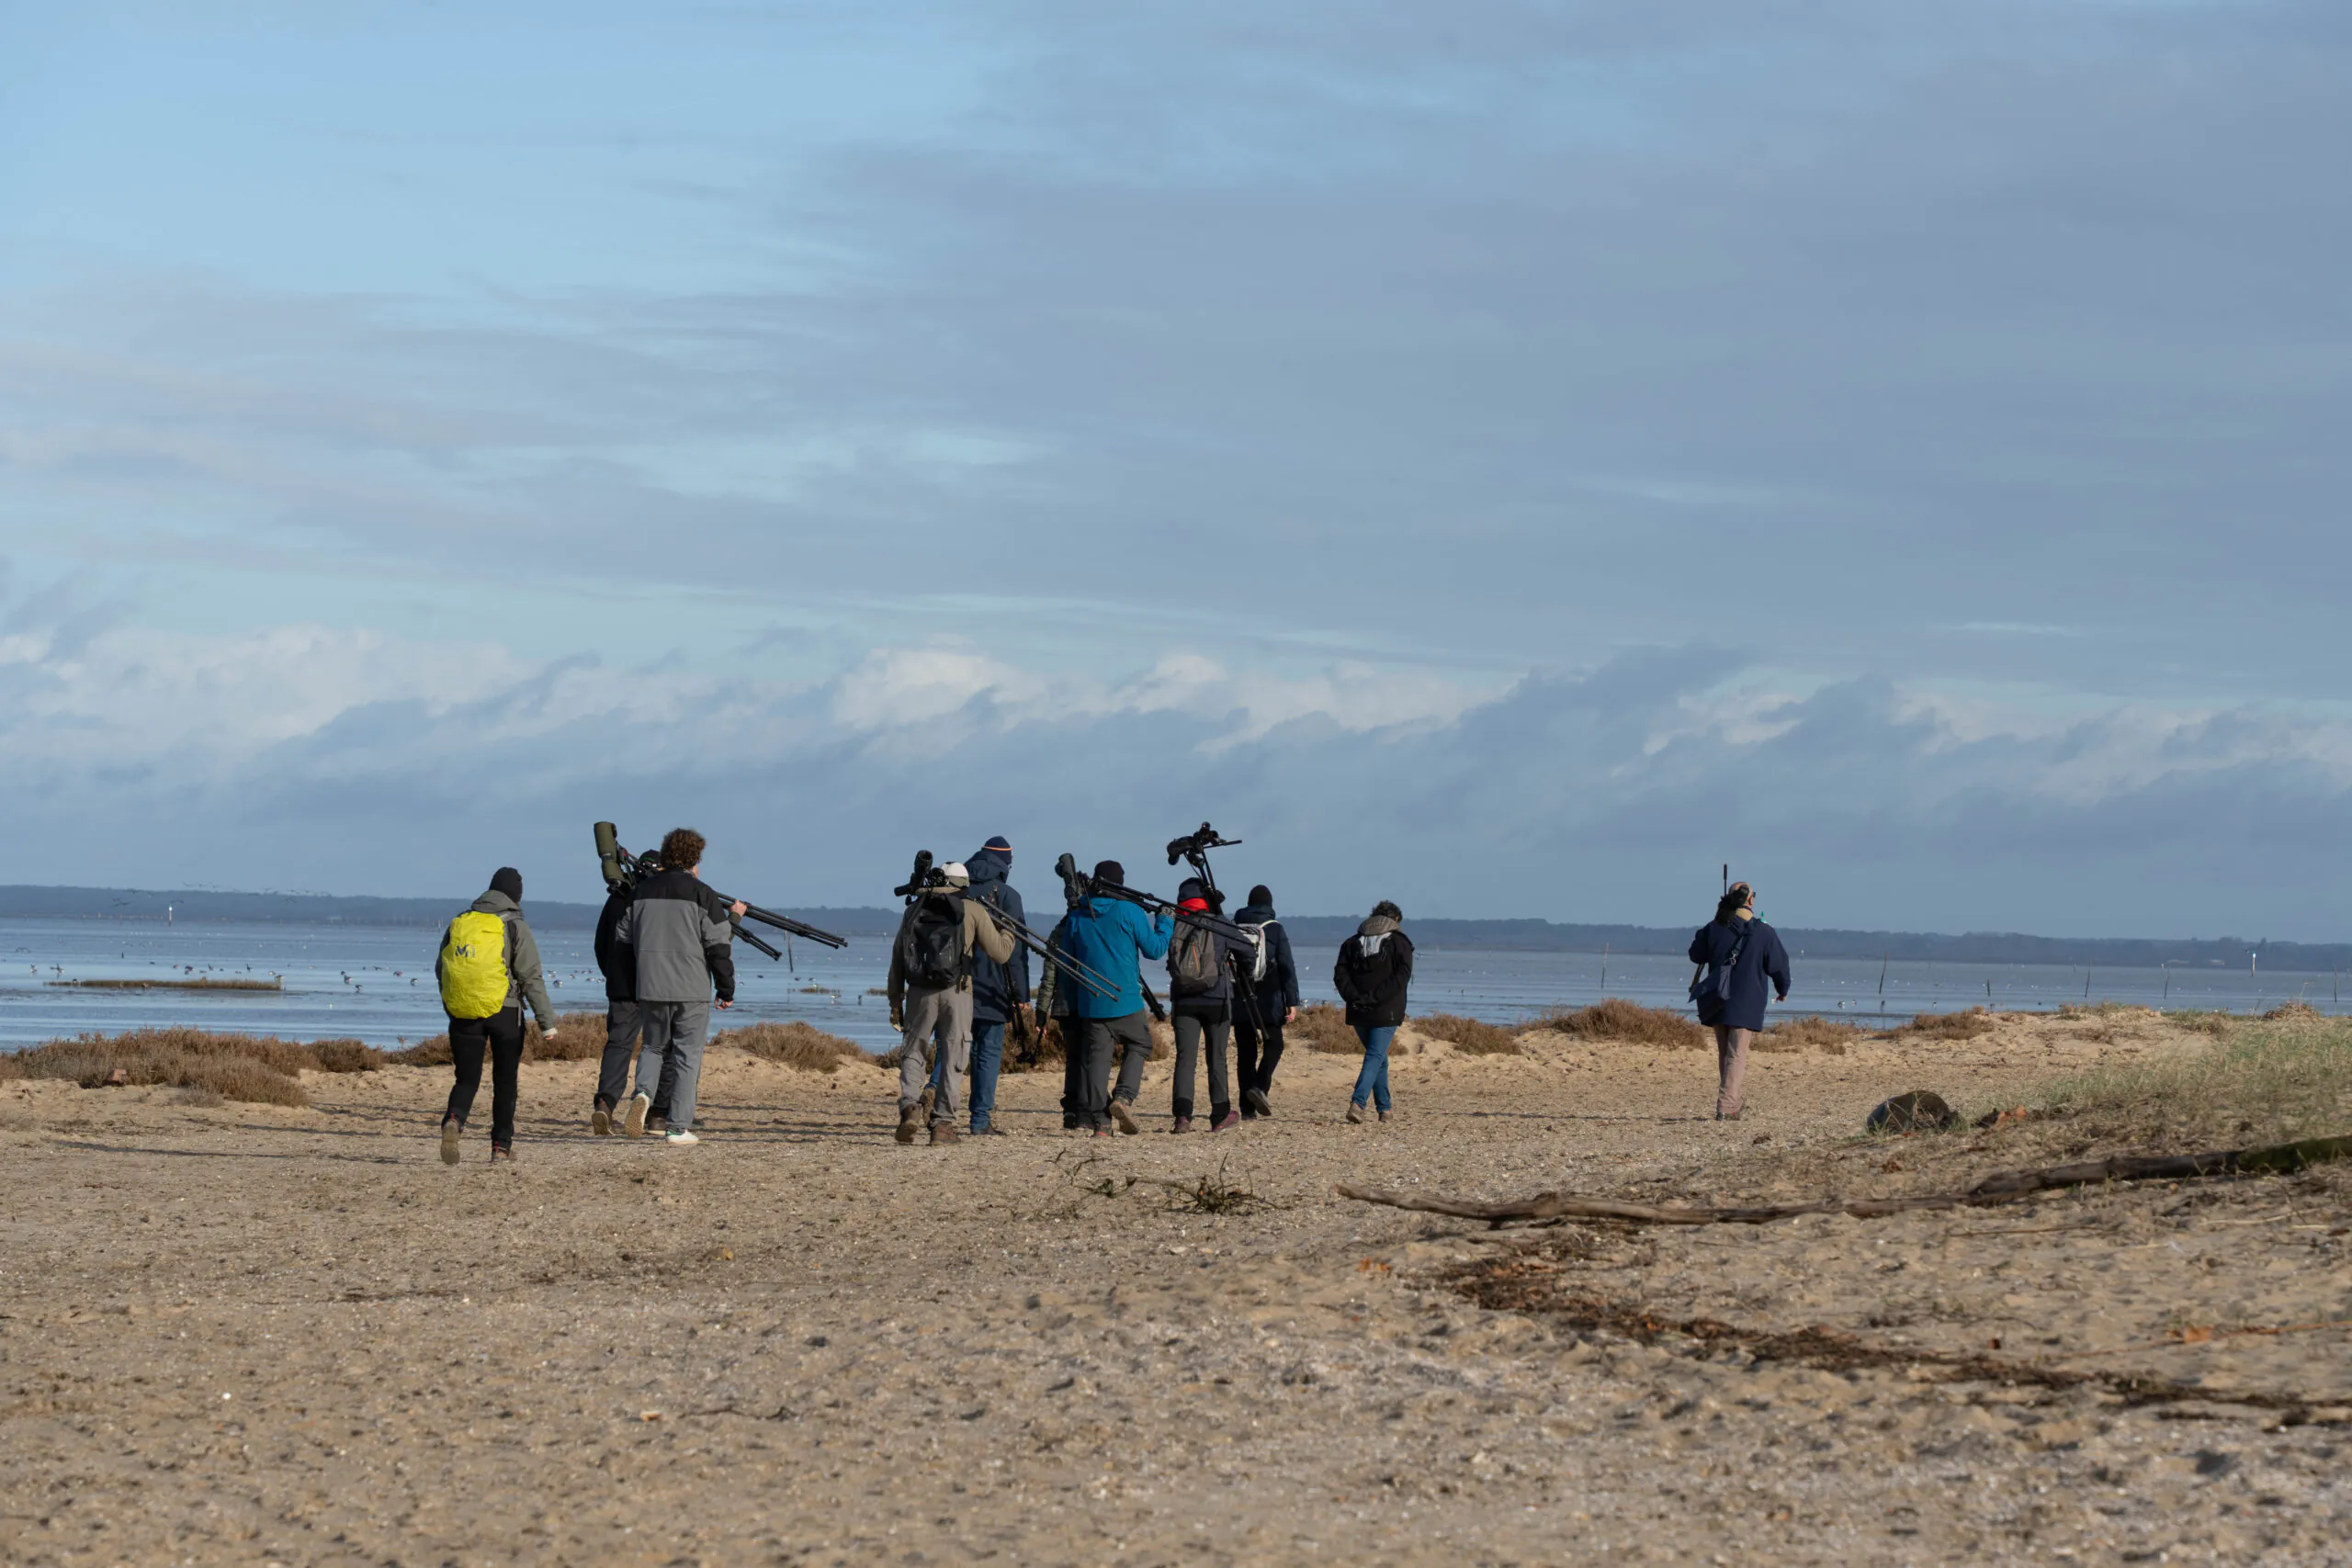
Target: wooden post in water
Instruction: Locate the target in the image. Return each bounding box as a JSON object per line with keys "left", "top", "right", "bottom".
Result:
{"left": 1599, "top": 943, "right": 1610, "bottom": 997}
{"left": 2084, "top": 961, "right": 2093, "bottom": 1002}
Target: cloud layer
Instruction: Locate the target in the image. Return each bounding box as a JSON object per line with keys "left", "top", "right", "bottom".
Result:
{"left": 6, "top": 612, "right": 2346, "bottom": 937}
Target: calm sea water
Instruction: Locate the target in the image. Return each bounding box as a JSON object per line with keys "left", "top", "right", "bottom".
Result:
{"left": 2, "top": 918, "right": 2339, "bottom": 1055}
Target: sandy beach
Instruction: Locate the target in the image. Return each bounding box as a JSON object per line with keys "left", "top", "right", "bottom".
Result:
{"left": 4, "top": 1010, "right": 2347, "bottom": 1565}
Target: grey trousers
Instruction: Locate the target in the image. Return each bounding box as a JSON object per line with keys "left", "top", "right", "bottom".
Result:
{"left": 1170, "top": 1008, "right": 1232, "bottom": 1120}
{"left": 1081, "top": 1010, "right": 1154, "bottom": 1129}
{"left": 1713, "top": 1026, "right": 1754, "bottom": 1119}
{"left": 635, "top": 1001, "right": 711, "bottom": 1132}
{"left": 899, "top": 985, "right": 973, "bottom": 1123}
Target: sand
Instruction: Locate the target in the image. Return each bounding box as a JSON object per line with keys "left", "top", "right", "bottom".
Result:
{"left": 2, "top": 1012, "right": 2347, "bottom": 1565}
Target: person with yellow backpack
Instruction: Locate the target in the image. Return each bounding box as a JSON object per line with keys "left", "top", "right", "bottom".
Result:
{"left": 435, "top": 867, "right": 560, "bottom": 1165}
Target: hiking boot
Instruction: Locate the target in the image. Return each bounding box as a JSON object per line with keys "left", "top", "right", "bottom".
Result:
{"left": 1091, "top": 1127, "right": 1113, "bottom": 1139}
{"left": 1210, "top": 1110, "right": 1240, "bottom": 1133}
{"left": 1377, "top": 1109, "right": 1395, "bottom": 1123}
{"left": 896, "top": 1104, "right": 922, "bottom": 1145}
{"left": 592, "top": 1101, "right": 613, "bottom": 1136}
{"left": 1244, "top": 1088, "right": 1272, "bottom": 1118}
{"left": 1062, "top": 1114, "right": 1080, "bottom": 1131}
{"left": 974, "top": 1124, "right": 1009, "bottom": 1137}
{"left": 1110, "top": 1099, "right": 1140, "bottom": 1135}
{"left": 1170, "top": 1115, "right": 1193, "bottom": 1134}
{"left": 439, "top": 1118, "right": 462, "bottom": 1166}
{"left": 624, "top": 1091, "right": 650, "bottom": 1138}
{"left": 490, "top": 1143, "right": 515, "bottom": 1164}
{"left": 646, "top": 1114, "right": 668, "bottom": 1135}
{"left": 664, "top": 1128, "right": 700, "bottom": 1145}
{"left": 929, "top": 1122, "right": 960, "bottom": 1145}
{"left": 1346, "top": 1102, "right": 1365, "bottom": 1125}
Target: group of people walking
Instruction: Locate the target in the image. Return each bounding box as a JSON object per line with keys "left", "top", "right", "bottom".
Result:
{"left": 430, "top": 830, "right": 1792, "bottom": 1159}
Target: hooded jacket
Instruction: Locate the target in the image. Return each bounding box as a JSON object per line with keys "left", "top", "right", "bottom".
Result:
{"left": 1687, "top": 914, "right": 1792, "bottom": 1033}
{"left": 1333, "top": 914, "right": 1414, "bottom": 1028}
{"left": 1232, "top": 898, "right": 1300, "bottom": 1015}
{"left": 886, "top": 892, "right": 1019, "bottom": 1014}
{"left": 1053, "top": 896, "right": 1172, "bottom": 1020}
{"left": 437, "top": 887, "right": 558, "bottom": 1023}
{"left": 963, "top": 846, "right": 1031, "bottom": 1023}
{"left": 614, "top": 868, "right": 738, "bottom": 1005}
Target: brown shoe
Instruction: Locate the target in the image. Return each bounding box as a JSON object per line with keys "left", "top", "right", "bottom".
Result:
{"left": 439, "top": 1118, "right": 462, "bottom": 1165}
{"left": 896, "top": 1104, "right": 921, "bottom": 1145}
{"left": 1170, "top": 1115, "right": 1193, "bottom": 1134}
{"left": 490, "top": 1143, "right": 515, "bottom": 1165}
{"left": 1346, "top": 1102, "right": 1365, "bottom": 1125}
{"left": 930, "top": 1122, "right": 960, "bottom": 1145}
{"left": 1110, "top": 1099, "right": 1140, "bottom": 1135}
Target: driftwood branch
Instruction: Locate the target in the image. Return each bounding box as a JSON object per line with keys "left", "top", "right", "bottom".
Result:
{"left": 1337, "top": 1133, "right": 2352, "bottom": 1227}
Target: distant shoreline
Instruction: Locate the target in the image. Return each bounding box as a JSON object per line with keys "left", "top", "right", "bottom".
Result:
{"left": 3, "top": 884, "right": 2345, "bottom": 970}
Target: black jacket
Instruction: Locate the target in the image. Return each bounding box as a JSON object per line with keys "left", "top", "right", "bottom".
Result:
{"left": 964, "top": 847, "right": 1031, "bottom": 1023}
{"left": 1232, "top": 901, "right": 1300, "bottom": 1016}
{"left": 1333, "top": 921, "right": 1414, "bottom": 1029}
{"left": 594, "top": 886, "right": 634, "bottom": 1002}
{"left": 1687, "top": 916, "right": 1792, "bottom": 1032}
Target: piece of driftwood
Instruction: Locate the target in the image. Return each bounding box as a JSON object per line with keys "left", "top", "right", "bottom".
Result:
{"left": 1336, "top": 1133, "right": 2352, "bottom": 1227}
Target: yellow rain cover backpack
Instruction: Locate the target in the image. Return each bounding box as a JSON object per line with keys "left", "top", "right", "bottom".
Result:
{"left": 438, "top": 910, "right": 511, "bottom": 1020}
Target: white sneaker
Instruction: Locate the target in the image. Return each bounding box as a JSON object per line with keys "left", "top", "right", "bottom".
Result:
{"left": 664, "top": 1128, "right": 700, "bottom": 1145}
{"left": 624, "top": 1091, "right": 650, "bottom": 1138}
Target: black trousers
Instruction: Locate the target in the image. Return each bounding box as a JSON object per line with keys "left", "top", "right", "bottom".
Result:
{"left": 446, "top": 1007, "right": 525, "bottom": 1148}
{"left": 1058, "top": 1013, "right": 1085, "bottom": 1127}
{"left": 1235, "top": 1007, "right": 1286, "bottom": 1102}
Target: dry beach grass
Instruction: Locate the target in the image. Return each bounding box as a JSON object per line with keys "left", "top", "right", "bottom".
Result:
{"left": 2, "top": 1005, "right": 2348, "bottom": 1563}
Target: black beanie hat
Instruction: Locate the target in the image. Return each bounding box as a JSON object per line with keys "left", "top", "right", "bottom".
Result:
{"left": 491, "top": 866, "right": 523, "bottom": 901}
{"left": 1248, "top": 884, "right": 1272, "bottom": 908}
{"left": 983, "top": 835, "right": 1012, "bottom": 852}
{"left": 1093, "top": 860, "right": 1125, "bottom": 886}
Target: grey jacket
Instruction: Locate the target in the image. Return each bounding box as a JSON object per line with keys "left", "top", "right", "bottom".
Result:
{"left": 613, "top": 868, "right": 738, "bottom": 1004}
{"left": 436, "top": 889, "right": 557, "bottom": 1024}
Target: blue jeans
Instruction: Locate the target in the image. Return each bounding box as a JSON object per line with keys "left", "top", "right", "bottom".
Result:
{"left": 1351, "top": 1023, "right": 1395, "bottom": 1113}
{"left": 964, "top": 1019, "right": 1006, "bottom": 1131}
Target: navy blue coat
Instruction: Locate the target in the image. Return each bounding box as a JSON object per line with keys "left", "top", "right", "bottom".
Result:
{"left": 964, "top": 846, "right": 1030, "bottom": 1023}
{"left": 1688, "top": 917, "right": 1792, "bottom": 1032}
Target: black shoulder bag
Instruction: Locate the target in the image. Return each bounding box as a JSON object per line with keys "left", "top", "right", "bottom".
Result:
{"left": 1689, "top": 922, "right": 1749, "bottom": 1028}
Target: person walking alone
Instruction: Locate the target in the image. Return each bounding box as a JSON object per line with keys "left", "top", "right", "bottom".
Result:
{"left": 1332, "top": 900, "right": 1412, "bottom": 1125}
{"left": 612, "top": 829, "right": 744, "bottom": 1146}
{"left": 887, "top": 862, "right": 1017, "bottom": 1145}
{"left": 435, "top": 867, "right": 560, "bottom": 1165}
{"left": 1164, "top": 876, "right": 1243, "bottom": 1133}
{"left": 1687, "top": 882, "right": 1791, "bottom": 1122}
{"left": 1231, "top": 883, "right": 1299, "bottom": 1119}
{"left": 1054, "top": 862, "right": 1172, "bottom": 1137}
{"left": 961, "top": 837, "right": 1029, "bottom": 1135}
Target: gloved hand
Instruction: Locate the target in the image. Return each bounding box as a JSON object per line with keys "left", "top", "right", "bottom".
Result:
{"left": 888, "top": 1007, "right": 904, "bottom": 1031}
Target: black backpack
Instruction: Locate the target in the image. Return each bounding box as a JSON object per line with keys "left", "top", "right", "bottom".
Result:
{"left": 1168, "top": 921, "right": 1222, "bottom": 998}
{"left": 1335, "top": 931, "right": 1392, "bottom": 1005}
{"left": 899, "top": 894, "right": 967, "bottom": 990}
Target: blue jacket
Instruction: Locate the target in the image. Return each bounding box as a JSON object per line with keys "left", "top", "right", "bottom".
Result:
{"left": 1688, "top": 916, "right": 1792, "bottom": 1032}
{"left": 1054, "top": 896, "right": 1172, "bottom": 1020}
{"left": 1232, "top": 901, "right": 1301, "bottom": 1014}
{"left": 964, "top": 847, "right": 1030, "bottom": 1023}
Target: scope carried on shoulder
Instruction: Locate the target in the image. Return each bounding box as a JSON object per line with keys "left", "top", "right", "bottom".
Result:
{"left": 591, "top": 821, "right": 848, "bottom": 954}
{"left": 1165, "top": 821, "right": 1239, "bottom": 869}
{"left": 893, "top": 849, "right": 954, "bottom": 899}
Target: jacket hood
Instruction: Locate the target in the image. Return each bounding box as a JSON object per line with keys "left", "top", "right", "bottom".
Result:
{"left": 471, "top": 889, "right": 518, "bottom": 917}
{"left": 1236, "top": 901, "right": 1276, "bottom": 923}
{"left": 967, "top": 845, "right": 1012, "bottom": 886}
{"left": 1175, "top": 875, "right": 1209, "bottom": 906}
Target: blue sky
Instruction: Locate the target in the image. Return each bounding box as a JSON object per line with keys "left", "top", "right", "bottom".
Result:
{"left": 3, "top": 1, "right": 2348, "bottom": 935}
